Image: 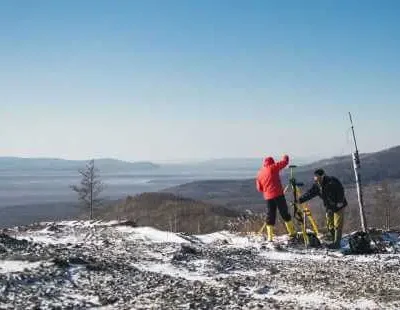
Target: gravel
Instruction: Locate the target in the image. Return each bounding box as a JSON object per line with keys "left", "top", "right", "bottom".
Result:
{"left": 0, "top": 221, "right": 399, "bottom": 309}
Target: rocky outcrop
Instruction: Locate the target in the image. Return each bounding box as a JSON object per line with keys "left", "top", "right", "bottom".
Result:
{"left": 0, "top": 221, "right": 399, "bottom": 309}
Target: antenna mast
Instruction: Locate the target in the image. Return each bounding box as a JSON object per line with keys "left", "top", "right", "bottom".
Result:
{"left": 349, "top": 112, "right": 367, "bottom": 232}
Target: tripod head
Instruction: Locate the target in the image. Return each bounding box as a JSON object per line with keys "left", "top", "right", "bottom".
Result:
{"left": 288, "top": 165, "right": 304, "bottom": 187}
{"left": 290, "top": 179, "right": 304, "bottom": 187}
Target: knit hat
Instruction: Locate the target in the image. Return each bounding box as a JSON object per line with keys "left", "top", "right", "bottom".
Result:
{"left": 314, "top": 168, "right": 325, "bottom": 176}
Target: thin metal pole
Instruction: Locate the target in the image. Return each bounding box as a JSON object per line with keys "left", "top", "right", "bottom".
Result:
{"left": 348, "top": 112, "right": 367, "bottom": 232}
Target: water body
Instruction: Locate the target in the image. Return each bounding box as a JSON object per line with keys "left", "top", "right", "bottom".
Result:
{"left": 0, "top": 166, "right": 258, "bottom": 209}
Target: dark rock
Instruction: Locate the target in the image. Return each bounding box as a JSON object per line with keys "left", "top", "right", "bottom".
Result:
{"left": 69, "top": 256, "right": 89, "bottom": 265}
{"left": 255, "top": 286, "right": 270, "bottom": 295}
{"left": 181, "top": 243, "right": 201, "bottom": 255}
{"left": 0, "top": 233, "right": 29, "bottom": 250}
{"left": 0, "top": 244, "right": 7, "bottom": 253}
{"left": 98, "top": 295, "right": 118, "bottom": 305}
{"left": 52, "top": 257, "right": 70, "bottom": 268}
{"left": 86, "top": 262, "right": 107, "bottom": 271}
{"left": 47, "top": 224, "right": 63, "bottom": 233}
{"left": 172, "top": 244, "right": 203, "bottom": 262}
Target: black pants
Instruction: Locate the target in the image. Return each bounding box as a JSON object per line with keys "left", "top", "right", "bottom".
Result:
{"left": 266, "top": 195, "right": 291, "bottom": 225}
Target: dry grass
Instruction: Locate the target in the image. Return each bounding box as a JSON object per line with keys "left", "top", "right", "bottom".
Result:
{"left": 96, "top": 179, "right": 400, "bottom": 236}
{"left": 98, "top": 192, "right": 240, "bottom": 234}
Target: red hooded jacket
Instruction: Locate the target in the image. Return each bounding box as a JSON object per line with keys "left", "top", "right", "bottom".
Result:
{"left": 256, "top": 155, "right": 289, "bottom": 200}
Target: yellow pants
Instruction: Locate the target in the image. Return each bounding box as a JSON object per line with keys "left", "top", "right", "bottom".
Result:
{"left": 326, "top": 208, "right": 344, "bottom": 232}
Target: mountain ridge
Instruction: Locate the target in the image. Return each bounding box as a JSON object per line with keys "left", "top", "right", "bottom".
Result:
{"left": 0, "top": 157, "right": 160, "bottom": 171}
{"left": 161, "top": 145, "right": 400, "bottom": 226}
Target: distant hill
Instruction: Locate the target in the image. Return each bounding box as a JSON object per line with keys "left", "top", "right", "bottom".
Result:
{"left": 290, "top": 145, "right": 400, "bottom": 184}
{"left": 98, "top": 192, "right": 240, "bottom": 233}
{"left": 190, "top": 155, "right": 320, "bottom": 170}
{"left": 0, "top": 157, "right": 160, "bottom": 172}
{"left": 163, "top": 145, "right": 400, "bottom": 202}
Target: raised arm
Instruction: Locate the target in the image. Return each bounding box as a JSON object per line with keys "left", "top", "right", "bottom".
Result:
{"left": 272, "top": 154, "right": 289, "bottom": 171}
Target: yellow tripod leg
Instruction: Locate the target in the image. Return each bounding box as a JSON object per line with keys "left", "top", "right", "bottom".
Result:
{"left": 301, "top": 203, "right": 319, "bottom": 234}
{"left": 296, "top": 187, "right": 320, "bottom": 236}
{"left": 258, "top": 222, "right": 267, "bottom": 235}
{"left": 301, "top": 220, "right": 309, "bottom": 246}
{"left": 287, "top": 166, "right": 320, "bottom": 247}
{"left": 303, "top": 205, "right": 319, "bottom": 235}
{"left": 293, "top": 186, "right": 310, "bottom": 246}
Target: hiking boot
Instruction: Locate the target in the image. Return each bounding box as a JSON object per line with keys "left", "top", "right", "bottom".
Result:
{"left": 266, "top": 225, "right": 274, "bottom": 242}
{"left": 284, "top": 220, "right": 297, "bottom": 239}
{"left": 327, "top": 230, "right": 342, "bottom": 249}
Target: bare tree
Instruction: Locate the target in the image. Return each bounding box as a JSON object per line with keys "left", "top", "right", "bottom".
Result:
{"left": 71, "top": 159, "right": 105, "bottom": 220}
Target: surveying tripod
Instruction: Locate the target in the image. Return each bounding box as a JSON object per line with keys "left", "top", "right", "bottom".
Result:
{"left": 284, "top": 165, "right": 319, "bottom": 246}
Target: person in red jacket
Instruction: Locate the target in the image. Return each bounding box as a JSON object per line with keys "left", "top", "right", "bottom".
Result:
{"left": 256, "top": 154, "right": 296, "bottom": 242}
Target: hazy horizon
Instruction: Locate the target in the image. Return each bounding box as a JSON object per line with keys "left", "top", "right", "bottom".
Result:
{"left": 1, "top": 142, "right": 399, "bottom": 164}
{"left": 0, "top": 153, "right": 320, "bottom": 163}
{"left": 1, "top": 1, "right": 399, "bottom": 162}
{"left": 0, "top": 142, "right": 398, "bottom": 165}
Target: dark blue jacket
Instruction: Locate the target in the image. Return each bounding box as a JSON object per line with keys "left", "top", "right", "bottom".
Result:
{"left": 298, "top": 176, "right": 347, "bottom": 212}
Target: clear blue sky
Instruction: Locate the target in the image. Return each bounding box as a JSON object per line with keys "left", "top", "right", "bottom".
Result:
{"left": 0, "top": 0, "right": 399, "bottom": 162}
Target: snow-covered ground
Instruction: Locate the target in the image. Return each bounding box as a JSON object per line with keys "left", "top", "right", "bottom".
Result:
{"left": 1, "top": 220, "right": 400, "bottom": 309}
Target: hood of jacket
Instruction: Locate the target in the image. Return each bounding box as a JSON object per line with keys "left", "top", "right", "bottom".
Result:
{"left": 263, "top": 157, "right": 275, "bottom": 167}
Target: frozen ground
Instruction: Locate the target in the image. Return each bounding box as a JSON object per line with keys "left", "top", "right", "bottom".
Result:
{"left": 0, "top": 220, "right": 400, "bottom": 309}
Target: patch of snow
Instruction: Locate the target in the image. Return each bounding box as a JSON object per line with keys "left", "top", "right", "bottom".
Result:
{"left": 195, "top": 231, "right": 254, "bottom": 247}
{"left": 81, "top": 220, "right": 122, "bottom": 227}
{"left": 252, "top": 288, "right": 380, "bottom": 309}
{"left": 68, "top": 265, "right": 86, "bottom": 283}
{"left": 343, "top": 253, "right": 400, "bottom": 263}
{"left": 194, "top": 231, "right": 229, "bottom": 243}
{"left": 64, "top": 292, "right": 101, "bottom": 305}
{"left": 259, "top": 249, "right": 333, "bottom": 262}
{"left": 352, "top": 298, "right": 381, "bottom": 309}
{"left": 17, "top": 230, "right": 83, "bottom": 245}
{"left": 38, "top": 220, "right": 122, "bottom": 228}
{"left": 55, "top": 291, "right": 101, "bottom": 308}
{"left": 54, "top": 220, "right": 81, "bottom": 227}
{"left": 141, "top": 249, "right": 168, "bottom": 260}
{"left": 0, "top": 260, "right": 46, "bottom": 274}
{"left": 116, "top": 226, "right": 188, "bottom": 244}
{"left": 131, "top": 261, "right": 212, "bottom": 282}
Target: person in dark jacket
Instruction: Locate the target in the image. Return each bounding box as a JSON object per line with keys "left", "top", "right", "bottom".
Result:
{"left": 297, "top": 169, "right": 347, "bottom": 249}
{"left": 256, "top": 155, "right": 296, "bottom": 242}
